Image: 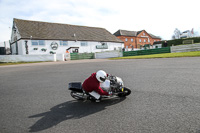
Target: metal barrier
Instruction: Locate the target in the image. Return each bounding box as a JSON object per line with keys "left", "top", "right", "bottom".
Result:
{"left": 95, "top": 50, "right": 122, "bottom": 59}
{"left": 123, "top": 47, "right": 171, "bottom": 57}
{"left": 171, "top": 44, "right": 200, "bottom": 53}
{"left": 70, "top": 53, "right": 95, "bottom": 60}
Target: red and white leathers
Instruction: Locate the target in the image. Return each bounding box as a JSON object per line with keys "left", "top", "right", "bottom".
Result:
{"left": 82, "top": 73, "right": 109, "bottom": 96}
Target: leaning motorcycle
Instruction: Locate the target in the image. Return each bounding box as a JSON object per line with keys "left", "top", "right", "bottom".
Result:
{"left": 68, "top": 75, "right": 131, "bottom": 101}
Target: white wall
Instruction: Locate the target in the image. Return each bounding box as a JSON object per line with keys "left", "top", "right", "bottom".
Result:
{"left": 78, "top": 41, "right": 123, "bottom": 53}
{"left": 11, "top": 42, "right": 17, "bottom": 54}
{"left": 18, "top": 41, "right": 23, "bottom": 55}
{"left": 0, "top": 55, "right": 55, "bottom": 62}
{"left": 0, "top": 54, "right": 66, "bottom": 62}
{"left": 11, "top": 39, "right": 124, "bottom": 55}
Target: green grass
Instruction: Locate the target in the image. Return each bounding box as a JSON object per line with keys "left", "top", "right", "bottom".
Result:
{"left": 110, "top": 51, "right": 200, "bottom": 60}
{"left": 0, "top": 61, "right": 47, "bottom": 66}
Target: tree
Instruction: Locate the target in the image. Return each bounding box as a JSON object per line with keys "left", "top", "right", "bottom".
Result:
{"left": 173, "top": 28, "right": 181, "bottom": 39}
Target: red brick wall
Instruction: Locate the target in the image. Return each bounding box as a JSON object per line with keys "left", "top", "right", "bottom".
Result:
{"left": 116, "top": 30, "right": 161, "bottom": 49}
{"left": 117, "top": 36, "right": 137, "bottom": 49}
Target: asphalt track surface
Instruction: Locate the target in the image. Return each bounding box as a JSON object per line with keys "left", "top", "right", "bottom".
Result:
{"left": 1, "top": 57, "right": 200, "bottom": 133}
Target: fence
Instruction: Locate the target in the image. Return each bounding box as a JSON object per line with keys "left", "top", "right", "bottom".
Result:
{"left": 123, "top": 47, "right": 171, "bottom": 57}
{"left": 70, "top": 53, "right": 95, "bottom": 60}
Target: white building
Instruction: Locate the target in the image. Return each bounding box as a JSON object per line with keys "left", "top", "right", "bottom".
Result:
{"left": 180, "top": 30, "right": 192, "bottom": 38}
{"left": 10, "top": 18, "right": 124, "bottom": 55}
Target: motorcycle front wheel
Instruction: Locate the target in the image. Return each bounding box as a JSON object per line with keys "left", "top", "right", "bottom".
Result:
{"left": 117, "top": 87, "right": 131, "bottom": 97}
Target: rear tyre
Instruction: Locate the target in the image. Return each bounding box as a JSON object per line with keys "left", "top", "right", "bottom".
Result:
{"left": 117, "top": 87, "right": 131, "bottom": 97}
{"left": 70, "top": 91, "right": 84, "bottom": 100}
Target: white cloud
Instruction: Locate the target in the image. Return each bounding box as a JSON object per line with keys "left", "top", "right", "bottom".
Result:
{"left": 0, "top": 0, "right": 199, "bottom": 42}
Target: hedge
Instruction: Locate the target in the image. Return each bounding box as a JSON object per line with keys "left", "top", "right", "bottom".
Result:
{"left": 153, "top": 37, "right": 200, "bottom": 47}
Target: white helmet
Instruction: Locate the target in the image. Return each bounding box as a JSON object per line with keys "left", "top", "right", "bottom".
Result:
{"left": 96, "top": 70, "right": 107, "bottom": 83}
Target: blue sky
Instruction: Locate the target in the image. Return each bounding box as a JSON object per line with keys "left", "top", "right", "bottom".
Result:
{"left": 0, "top": 0, "right": 199, "bottom": 43}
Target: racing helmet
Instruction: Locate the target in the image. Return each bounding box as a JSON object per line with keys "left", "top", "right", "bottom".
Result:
{"left": 96, "top": 70, "right": 107, "bottom": 83}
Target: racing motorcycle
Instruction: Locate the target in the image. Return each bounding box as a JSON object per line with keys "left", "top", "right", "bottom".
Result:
{"left": 68, "top": 75, "right": 131, "bottom": 101}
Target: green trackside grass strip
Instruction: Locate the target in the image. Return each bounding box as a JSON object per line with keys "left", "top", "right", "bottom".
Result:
{"left": 110, "top": 51, "right": 200, "bottom": 60}
{"left": 0, "top": 61, "right": 47, "bottom": 66}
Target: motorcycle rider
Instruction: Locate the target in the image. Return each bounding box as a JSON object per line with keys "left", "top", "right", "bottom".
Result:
{"left": 82, "top": 70, "right": 111, "bottom": 102}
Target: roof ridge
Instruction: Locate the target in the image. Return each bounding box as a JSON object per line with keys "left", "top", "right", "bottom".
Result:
{"left": 14, "top": 18, "right": 105, "bottom": 30}
{"left": 119, "top": 29, "right": 122, "bottom": 35}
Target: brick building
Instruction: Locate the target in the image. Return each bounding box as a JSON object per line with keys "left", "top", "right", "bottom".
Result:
{"left": 114, "top": 30, "right": 161, "bottom": 50}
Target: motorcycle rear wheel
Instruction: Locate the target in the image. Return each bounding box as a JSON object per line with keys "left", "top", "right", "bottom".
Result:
{"left": 70, "top": 91, "right": 84, "bottom": 100}
{"left": 117, "top": 87, "right": 131, "bottom": 97}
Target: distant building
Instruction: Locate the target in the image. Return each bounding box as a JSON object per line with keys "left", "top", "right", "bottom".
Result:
{"left": 173, "top": 28, "right": 194, "bottom": 39}
{"left": 10, "top": 18, "right": 123, "bottom": 55}
{"left": 180, "top": 30, "right": 192, "bottom": 38}
{"left": 0, "top": 41, "right": 10, "bottom": 55}
{"left": 114, "top": 30, "right": 161, "bottom": 50}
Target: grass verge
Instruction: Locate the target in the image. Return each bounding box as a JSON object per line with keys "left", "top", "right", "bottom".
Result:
{"left": 0, "top": 61, "right": 47, "bottom": 66}
{"left": 110, "top": 51, "right": 200, "bottom": 60}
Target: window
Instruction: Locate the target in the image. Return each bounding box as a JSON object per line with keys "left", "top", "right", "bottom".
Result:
{"left": 143, "top": 33, "right": 145, "bottom": 35}
{"left": 144, "top": 39, "right": 146, "bottom": 42}
{"left": 32, "top": 41, "right": 38, "bottom": 45}
{"left": 60, "top": 41, "right": 68, "bottom": 46}
{"left": 81, "top": 42, "right": 88, "bottom": 46}
{"left": 31, "top": 40, "right": 45, "bottom": 46}
{"left": 131, "top": 38, "right": 133, "bottom": 42}
{"left": 139, "top": 39, "right": 141, "bottom": 42}
{"left": 125, "top": 38, "right": 128, "bottom": 42}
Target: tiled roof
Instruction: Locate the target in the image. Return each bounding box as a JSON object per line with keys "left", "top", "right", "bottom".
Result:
{"left": 114, "top": 29, "right": 161, "bottom": 39}
{"left": 14, "top": 18, "right": 123, "bottom": 43}
{"left": 137, "top": 30, "right": 143, "bottom": 35}
{"left": 114, "top": 30, "right": 137, "bottom": 37}
{"left": 148, "top": 33, "right": 161, "bottom": 39}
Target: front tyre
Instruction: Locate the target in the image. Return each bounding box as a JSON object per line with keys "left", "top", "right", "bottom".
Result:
{"left": 117, "top": 87, "right": 131, "bottom": 97}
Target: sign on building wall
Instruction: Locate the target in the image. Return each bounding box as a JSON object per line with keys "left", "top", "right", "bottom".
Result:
{"left": 51, "top": 42, "right": 58, "bottom": 50}
{"left": 96, "top": 45, "right": 108, "bottom": 49}
{"left": 96, "top": 43, "right": 108, "bottom": 49}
